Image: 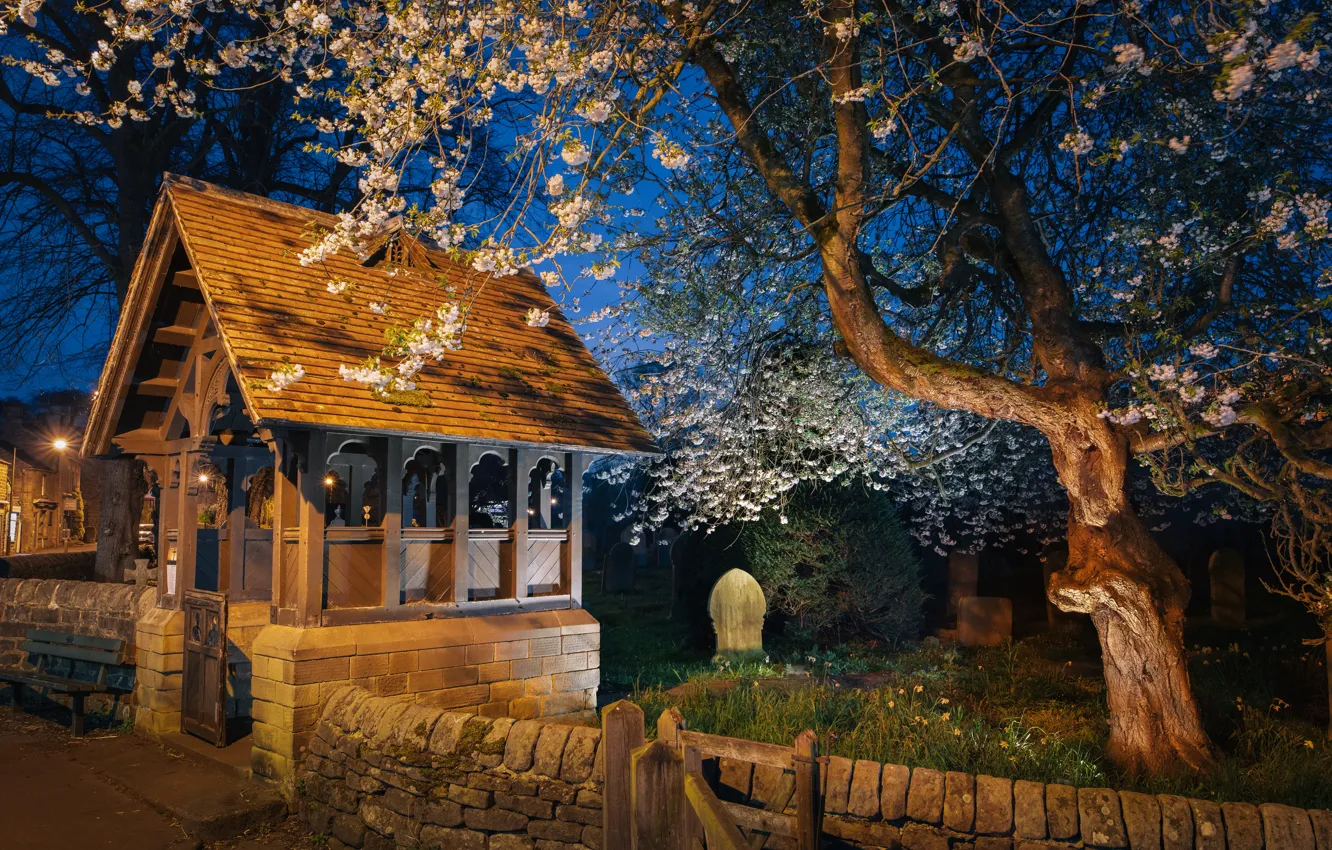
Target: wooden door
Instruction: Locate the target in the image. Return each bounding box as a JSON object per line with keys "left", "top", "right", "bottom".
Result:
{"left": 181, "top": 589, "right": 228, "bottom": 747}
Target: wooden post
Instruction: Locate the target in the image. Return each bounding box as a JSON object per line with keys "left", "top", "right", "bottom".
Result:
{"left": 175, "top": 449, "right": 202, "bottom": 609}
{"left": 567, "top": 452, "right": 589, "bottom": 607}
{"left": 793, "top": 730, "right": 822, "bottom": 850}
{"left": 631, "top": 739, "right": 687, "bottom": 850}
{"left": 508, "top": 448, "right": 529, "bottom": 600}
{"left": 225, "top": 455, "right": 247, "bottom": 594}
{"left": 382, "top": 436, "right": 403, "bottom": 608}
{"left": 296, "top": 430, "right": 327, "bottom": 627}
{"left": 602, "top": 700, "right": 645, "bottom": 850}
{"left": 270, "top": 439, "right": 297, "bottom": 618}
{"left": 656, "top": 706, "right": 685, "bottom": 747}
{"left": 449, "top": 442, "right": 470, "bottom": 603}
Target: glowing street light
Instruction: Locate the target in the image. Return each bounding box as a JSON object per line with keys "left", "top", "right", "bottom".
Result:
{"left": 197, "top": 473, "right": 210, "bottom": 484}
{"left": 52, "top": 438, "right": 68, "bottom": 451}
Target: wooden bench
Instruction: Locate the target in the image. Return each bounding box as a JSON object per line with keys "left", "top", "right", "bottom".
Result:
{"left": 0, "top": 629, "right": 131, "bottom": 737}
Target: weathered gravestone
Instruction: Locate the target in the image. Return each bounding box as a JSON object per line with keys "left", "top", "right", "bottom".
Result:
{"left": 958, "top": 596, "right": 1013, "bottom": 647}
{"left": 947, "top": 550, "right": 980, "bottom": 621}
{"left": 125, "top": 557, "right": 157, "bottom": 587}
{"left": 708, "top": 568, "right": 767, "bottom": 655}
{"left": 603, "top": 541, "right": 637, "bottom": 593}
{"left": 620, "top": 526, "right": 649, "bottom": 569}
{"left": 656, "top": 528, "right": 679, "bottom": 570}
{"left": 1209, "top": 548, "right": 1245, "bottom": 628}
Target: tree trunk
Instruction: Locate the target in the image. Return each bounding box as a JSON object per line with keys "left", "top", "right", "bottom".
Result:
{"left": 1044, "top": 403, "right": 1215, "bottom": 775}
{"left": 94, "top": 458, "right": 147, "bottom": 583}
{"left": 1325, "top": 637, "right": 1331, "bottom": 741}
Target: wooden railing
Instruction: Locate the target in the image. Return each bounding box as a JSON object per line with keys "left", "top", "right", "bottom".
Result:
{"left": 603, "top": 701, "right": 824, "bottom": 850}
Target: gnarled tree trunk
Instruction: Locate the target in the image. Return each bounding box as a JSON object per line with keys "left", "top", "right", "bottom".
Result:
{"left": 94, "top": 457, "right": 147, "bottom": 583}
{"left": 1044, "top": 400, "right": 1214, "bottom": 775}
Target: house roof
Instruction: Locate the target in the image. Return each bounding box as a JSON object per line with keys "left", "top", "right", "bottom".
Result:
{"left": 85, "top": 175, "right": 657, "bottom": 456}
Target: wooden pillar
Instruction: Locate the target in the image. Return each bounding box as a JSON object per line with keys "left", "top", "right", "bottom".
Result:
{"left": 270, "top": 439, "right": 299, "bottom": 620}
{"left": 382, "top": 436, "right": 403, "bottom": 608}
{"left": 566, "top": 452, "right": 589, "bottom": 607}
{"left": 448, "top": 442, "right": 470, "bottom": 603}
{"left": 226, "top": 455, "right": 247, "bottom": 594}
{"left": 510, "top": 448, "right": 530, "bottom": 601}
{"left": 296, "top": 430, "right": 327, "bottom": 627}
{"left": 174, "top": 448, "right": 203, "bottom": 609}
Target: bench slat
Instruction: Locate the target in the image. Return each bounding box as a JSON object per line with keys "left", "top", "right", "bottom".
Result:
{"left": 22, "top": 640, "right": 126, "bottom": 666}
{"left": 26, "top": 630, "right": 125, "bottom": 653}
{"left": 0, "top": 668, "right": 104, "bottom": 693}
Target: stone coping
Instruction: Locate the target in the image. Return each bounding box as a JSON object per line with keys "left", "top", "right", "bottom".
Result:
{"left": 253, "top": 608, "right": 597, "bottom": 661}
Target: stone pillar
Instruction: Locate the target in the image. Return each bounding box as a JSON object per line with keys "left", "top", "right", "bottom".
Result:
{"left": 134, "top": 606, "right": 185, "bottom": 735}
{"left": 1209, "top": 548, "right": 1245, "bottom": 627}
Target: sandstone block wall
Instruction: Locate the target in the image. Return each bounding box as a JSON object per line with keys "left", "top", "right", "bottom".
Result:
{"left": 227, "top": 600, "right": 270, "bottom": 719}
{"left": 250, "top": 608, "right": 600, "bottom": 790}
{"left": 0, "top": 578, "right": 155, "bottom": 718}
{"left": 134, "top": 606, "right": 185, "bottom": 734}
{"left": 298, "top": 685, "right": 604, "bottom": 850}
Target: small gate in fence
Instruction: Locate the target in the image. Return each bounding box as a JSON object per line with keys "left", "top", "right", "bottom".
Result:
{"left": 602, "top": 700, "right": 827, "bottom": 850}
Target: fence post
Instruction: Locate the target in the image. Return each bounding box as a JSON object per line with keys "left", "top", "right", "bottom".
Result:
{"left": 656, "top": 707, "right": 703, "bottom": 844}
{"left": 632, "top": 739, "right": 688, "bottom": 850}
{"left": 794, "top": 729, "right": 822, "bottom": 850}
{"left": 604, "top": 700, "right": 645, "bottom": 850}
{"left": 657, "top": 705, "right": 685, "bottom": 746}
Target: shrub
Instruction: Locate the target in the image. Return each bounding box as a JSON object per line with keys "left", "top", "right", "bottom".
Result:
{"left": 742, "top": 483, "right": 927, "bottom": 643}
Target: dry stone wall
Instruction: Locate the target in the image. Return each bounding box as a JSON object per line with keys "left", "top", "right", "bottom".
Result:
{"left": 298, "top": 685, "right": 604, "bottom": 850}
{"left": 301, "top": 686, "right": 1332, "bottom": 850}
{"left": 722, "top": 755, "right": 1332, "bottom": 850}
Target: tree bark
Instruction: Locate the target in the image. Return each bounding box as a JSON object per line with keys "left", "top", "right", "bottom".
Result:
{"left": 1043, "top": 399, "right": 1215, "bottom": 775}
{"left": 94, "top": 458, "right": 147, "bottom": 583}
{"left": 1326, "top": 637, "right": 1331, "bottom": 741}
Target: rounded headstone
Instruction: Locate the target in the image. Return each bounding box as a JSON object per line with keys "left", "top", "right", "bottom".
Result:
{"left": 708, "top": 568, "right": 767, "bottom": 655}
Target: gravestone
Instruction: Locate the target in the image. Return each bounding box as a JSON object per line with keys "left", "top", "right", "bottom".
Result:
{"left": 958, "top": 597, "right": 1012, "bottom": 647}
{"left": 125, "top": 558, "right": 157, "bottom": 587}
{"left": 947, "top": 550, "right": 980, "bottom": 621}
{"left": 604, "top": 541, "right": 637, "bottom": 593}
{"left": 656, "top": 528, "right": 679, "bottom": 569}
{"left": 708, "top": 568, "right": 767, "bottom": 655}
{"left": 1209, "top": 548, "right": 1245, "bottom": 628}
{"left": 620, "top": 526, "right": 649, "bottom": 569}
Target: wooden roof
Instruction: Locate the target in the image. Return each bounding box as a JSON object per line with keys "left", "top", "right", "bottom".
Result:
{"left": 86, "top": 175, "right": 656, "bottom": 456}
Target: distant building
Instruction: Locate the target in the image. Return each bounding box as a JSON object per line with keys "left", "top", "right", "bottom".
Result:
{"left": 0, "top": 392, "right": 97, "bottom": 554}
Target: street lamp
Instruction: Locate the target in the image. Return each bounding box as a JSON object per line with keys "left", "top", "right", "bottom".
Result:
{"left": 52, "top": 438, "right": 69, "bottom": 551}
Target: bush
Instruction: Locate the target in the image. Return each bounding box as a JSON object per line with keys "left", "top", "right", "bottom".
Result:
{"left": 742, "top": 483, "right": 927, "bottom": 643}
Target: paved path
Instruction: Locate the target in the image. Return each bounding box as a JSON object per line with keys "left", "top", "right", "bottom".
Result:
{"left": 0, "top": 727, "right": 197, "bottom": 849}
{"left": 0, "top": 708, "right": 314, "bottom": 850}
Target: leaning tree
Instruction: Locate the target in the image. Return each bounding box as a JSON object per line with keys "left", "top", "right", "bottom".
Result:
{"left": 8, "top": 0, "right": 1329, "bottom": 775}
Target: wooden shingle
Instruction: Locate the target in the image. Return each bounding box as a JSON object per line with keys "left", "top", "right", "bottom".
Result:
{"left": 87, "top": 175, "right": 656, "bottom": 456}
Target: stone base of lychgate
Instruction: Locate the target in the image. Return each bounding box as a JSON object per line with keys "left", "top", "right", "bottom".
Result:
{"left": 247, "top": 609, "right": 600, "bottom": 796}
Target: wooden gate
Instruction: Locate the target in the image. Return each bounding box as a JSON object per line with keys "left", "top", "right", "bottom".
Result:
{"left": 181, "top": 589, "right": 228, "bottom": 747}
{"left": 602, "top": 702, "right": 824, "bottom": 850}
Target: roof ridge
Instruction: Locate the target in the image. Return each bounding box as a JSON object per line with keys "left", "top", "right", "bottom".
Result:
{"left": 163, "top": 173, "right": 338, "bottom": 226}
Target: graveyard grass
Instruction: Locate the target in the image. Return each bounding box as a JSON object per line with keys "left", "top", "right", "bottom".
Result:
{"left": 586, "top": 568, "right": 1332, "bottom": 810}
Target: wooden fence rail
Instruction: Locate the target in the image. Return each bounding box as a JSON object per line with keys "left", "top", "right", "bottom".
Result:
{"left": 603, "top": 700, "right": 825, "bottom": 850}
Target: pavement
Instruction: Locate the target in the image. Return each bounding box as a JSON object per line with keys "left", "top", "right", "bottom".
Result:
{"left": 0, "top": 704, "right": 314, "bottom": 850}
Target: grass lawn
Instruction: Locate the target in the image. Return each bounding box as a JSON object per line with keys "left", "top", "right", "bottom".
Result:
{"left": 585, "top": 565, "right": 1332, "bottom": 809}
